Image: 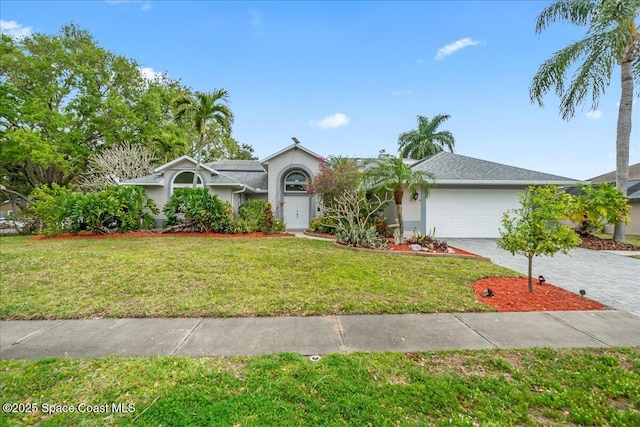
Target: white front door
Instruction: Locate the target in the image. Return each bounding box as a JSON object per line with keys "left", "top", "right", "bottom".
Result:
{"left": 283, "top": 196, "right": 310, "bottom": 229}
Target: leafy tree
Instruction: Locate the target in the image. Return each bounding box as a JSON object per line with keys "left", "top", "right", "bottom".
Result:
{"left": 172, "top": 90, "right": 234, "bottom": 187}
{"left": 398, "top": 114, "right": 455, "bottom": 159}
{"left": 308, "top": 156, "right": 361, "bottom": 209}
{"left": 364, "top": 155, "right": 435, "bottom": 239}
{"left": 498, "top": 186, "right": 581, "bottom": 293}
{"left": 530, "top": 0, "right": 640, "bottom": 243}
{"left": 0, "top": 24, "right": 190, "bottom": 196}
{"left": 569, "top": 183, "right": 630, "bottom": 236}
{"left": 195, "top": 122, "right": 257, "bottom": 162}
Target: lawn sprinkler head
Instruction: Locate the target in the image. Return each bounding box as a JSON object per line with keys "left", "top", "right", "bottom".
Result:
{"left": 579, "top": 289, "right": 586, "bottom": 300}
{"left": 538, "top": 275, "right": 545, "bottom": 286}
{"left": 309, "top": 355, "right": 321, "bottom": 362}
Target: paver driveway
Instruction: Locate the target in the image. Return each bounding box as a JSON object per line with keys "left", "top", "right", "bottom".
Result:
{"left": 448, "top": 239, "right": 640, "bottom": 317}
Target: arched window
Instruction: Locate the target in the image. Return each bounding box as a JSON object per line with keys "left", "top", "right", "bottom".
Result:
{"left": 284, "top": 171, "right": 308, "bottom": 193}
{"left": 171, "top": 171, "right": 203, "bottom": 193}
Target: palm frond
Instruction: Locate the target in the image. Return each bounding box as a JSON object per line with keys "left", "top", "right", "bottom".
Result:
{"left": 535, "top": 0, "right": 597, "bottom": 34}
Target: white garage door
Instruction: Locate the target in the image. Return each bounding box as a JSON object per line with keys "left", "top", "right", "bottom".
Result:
{"left": 425, "top": 188, "right": 522, "bottom": 238}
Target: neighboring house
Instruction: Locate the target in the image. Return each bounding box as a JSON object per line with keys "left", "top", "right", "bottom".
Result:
{"left": 122, "top": 143, "right": 581, "bottom": 237}
{"left": 585, "top": 163, "right": 640, "bottom": 235}
{"left": 121, "top": 142, "right": 321, "bottom": 229}
{"left": 0, "top": 200, "right": 17, "bottom": 219}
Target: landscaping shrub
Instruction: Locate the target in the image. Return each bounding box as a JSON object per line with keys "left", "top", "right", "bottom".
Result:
{"left": 30, "top": 184, "right": 81, "bottom": 236}
{"left": 309, "top": 214, "right": 339, "bottom": 234}
{"left": 163, "top": 188, "right": 232, "bottom": 233}
{"left": 259, "top": 202, "right": 285, "bottom": 234}
{"left": 69, "top": 186, "right": 158, "bottom": 234}
{"left": 30, "top": 184, "right": 158, "bottom": 236}
{"left": 238, "top": 199, "right": 268, "bottom": 222}
{"left": 336, "top": 226, "right": 388, "bottom": 249}
{"left": 231, "top": 199, "right": 268, "bottom": 233}
{"left": 406, "top": 228, "right": 448, "bottom": 251}
{"left": 568, "top": 183, "right": 630, "bottom": 236}
{"left": 373, "top": 217, "right": 390, "bottom": 238}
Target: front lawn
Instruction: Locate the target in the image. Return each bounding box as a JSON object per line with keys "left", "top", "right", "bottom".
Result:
{"left": 0, "top": 236, "right": 515, "bottom": 319}
{"left": 1, "top": 348, "right": 638, "bottom": 426}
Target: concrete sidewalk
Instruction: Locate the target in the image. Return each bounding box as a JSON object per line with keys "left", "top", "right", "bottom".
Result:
{"left": 2, "top": 310, "right": 639, "bottom": 360}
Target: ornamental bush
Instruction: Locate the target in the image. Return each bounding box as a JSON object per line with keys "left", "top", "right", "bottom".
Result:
{"left": 568, "top": 183, "right": 630, "bottom": 236}
{"left": 163, "top": 188, "right": 232, "bottom": 233}
{"left": 30, "top": 184, "right": 157, "bottom": 236}
{"left": 30, "top": 184, "right": 80, "bottom": 236}
{"left": 259, "top": 203, "right": 285, "bottom": 234}
{"left": 70, "top": 186, "right": 157, "bottom": 233}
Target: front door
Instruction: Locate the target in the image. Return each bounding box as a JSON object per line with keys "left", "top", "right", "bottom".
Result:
{"left": 283, "top": 196, "right": 309, "bottom": 230}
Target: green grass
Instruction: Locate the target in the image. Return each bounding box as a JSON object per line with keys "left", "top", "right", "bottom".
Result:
{"left": 0, "top": 236, "right": 516, "bottom": 320}
{"left": 1, "top": 348, "right": 638, "bottom": 426}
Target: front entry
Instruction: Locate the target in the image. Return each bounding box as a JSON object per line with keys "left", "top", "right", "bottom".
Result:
{"left": 283, "top": 196, "right": 310, "bottom": 230}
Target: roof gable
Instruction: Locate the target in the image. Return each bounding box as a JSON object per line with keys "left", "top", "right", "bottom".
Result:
{"left": 412, "top": 152, "right": 580, "bottom": 184}
{"left": 260, "top": 143, "right": 321, "bottom": 164}
{"left": 154, "top": 155, "right": 218, "bottom": 174}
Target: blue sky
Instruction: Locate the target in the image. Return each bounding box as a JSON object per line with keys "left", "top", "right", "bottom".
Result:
{"left": 2, "top": 0, "right": 638, "bottom": 180}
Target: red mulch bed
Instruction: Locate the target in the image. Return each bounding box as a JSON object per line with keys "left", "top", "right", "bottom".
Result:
{"left": 29, "top": 231, "right": 294, "bottom": 241}
{"left": 387, "top": 243, "right": 477, "bottom": 257}
{"left": 473, "top": 277, "right": 604, "bottom": 312}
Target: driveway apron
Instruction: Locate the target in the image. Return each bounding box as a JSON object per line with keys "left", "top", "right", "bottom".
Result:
{"left": 448, "top": 239, "right": 640, "bottom": 318}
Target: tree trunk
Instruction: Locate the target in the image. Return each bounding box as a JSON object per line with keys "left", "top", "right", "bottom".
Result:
{"left": 193, "top": 133, "right": 204, "bottom": 188}
{"left": 613, "top": 42, "right": 634, "bottom": 243}
{"left": 394, "top": 187, "right": 404, "bottom": 238}
{"left": 527, "top": 255, "right": 534, "bottom": 293}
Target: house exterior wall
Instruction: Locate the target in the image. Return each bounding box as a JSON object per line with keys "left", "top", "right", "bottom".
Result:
{"left": 265, "top": 147, "right": 320, "bottom": 226}
{"left": 424, "top": 187, "right": 523, "bottom": 238}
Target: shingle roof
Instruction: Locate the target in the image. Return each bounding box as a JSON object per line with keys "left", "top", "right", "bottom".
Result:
{"left": 206, "top": 170, "right": 268, "bottom": 192}
{"left": 626, "top": 180, "right": 640, "bottom": 201}
{"left": 205, "top": 160, "right": 265, "bottom": 172}
{"left": 411, "top": 152, "right": 580, "bottom": 184}
{"left": 120, "top": 173, "right": 164, "bottom": 185}
{"left": 589, "top": 163, "right": 640, "bottom": 183}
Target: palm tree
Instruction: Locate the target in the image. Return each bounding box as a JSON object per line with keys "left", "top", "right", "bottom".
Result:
{"left": 530, "top": 0, "right": 639, "bottom": 243}
{"left": 398, "top": 114, "right": 455, "bottom": 160}
{"left": 364, "top": 155, "right": 435, "bottom": 239}
{"left": 173, "top": 89, "right": 234, "bottom": 187}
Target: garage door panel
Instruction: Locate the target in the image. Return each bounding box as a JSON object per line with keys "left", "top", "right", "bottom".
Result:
{"left": 425, "top": 189, "right": 522, "bottom": 238}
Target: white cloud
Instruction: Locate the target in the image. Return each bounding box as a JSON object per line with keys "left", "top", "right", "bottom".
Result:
{"left": 0, "top": 20, "right": 33, "bottom": 39}
{"left": 416, "top": 59, "right": 423, "bottom": 65}
{"left": 585, "top": 110, "right": 602, "bottom": 119}
{"left": 309, "top": 113, "right": 350, "bottom": 129}
{"left": 435, "top": 37, "right": 481, "bottom": 61}
{"left": 392, "top": 90, "right": 412, "bottom": 96}
{"left": 139, "top": 66, "right": 163, "bottom": 81}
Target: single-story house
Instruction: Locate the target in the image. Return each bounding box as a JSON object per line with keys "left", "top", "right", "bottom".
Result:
{"left": 122, "top": 142, "right": 321, "bottom": 230}
{"left": 121, "top": 142, "right": 581, "bottom": 238}
{"left": 582, "top": 163, "right": 640, "bottom": 235}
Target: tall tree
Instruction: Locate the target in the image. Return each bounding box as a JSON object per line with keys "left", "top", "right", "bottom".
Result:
{"left": 398, "top": 114, "right": 455, "bottom": 160}
{"left": 364, "top": 155, "right": 435, "bottom": 239}
{"left": 0, "top": 24, "right": 190, "bottom": 196}
{"left": 530, "top": 0, "right": 640, "bottom": 243}
{"left": 172, "top": 89, "right": 234, "bottom": 187}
